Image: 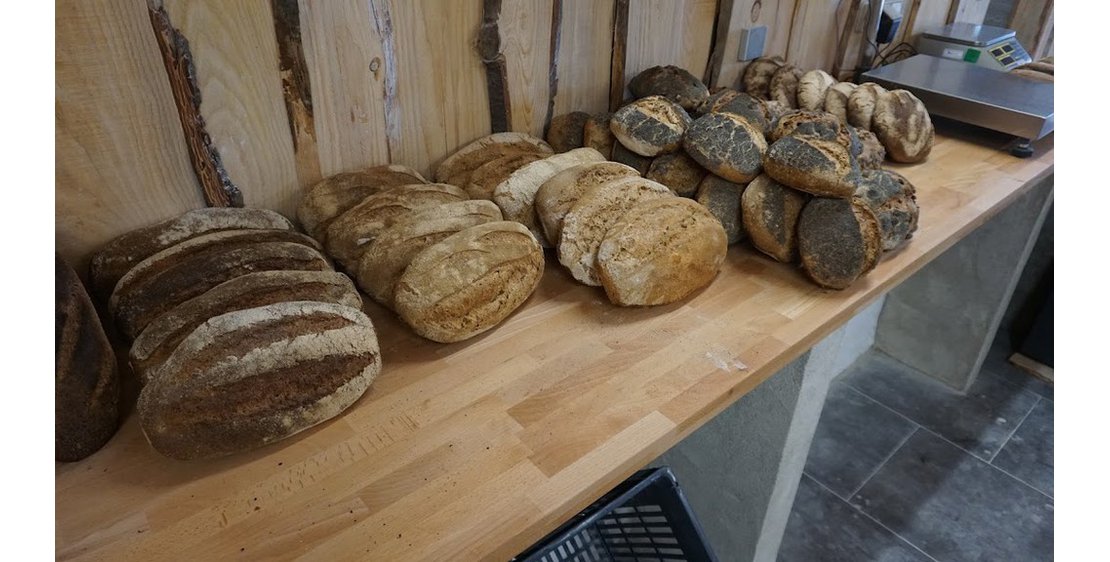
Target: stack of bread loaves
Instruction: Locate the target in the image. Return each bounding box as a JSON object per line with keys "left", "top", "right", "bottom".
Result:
{"left": 90, "top": 207, "right": 382, "bottom": 460}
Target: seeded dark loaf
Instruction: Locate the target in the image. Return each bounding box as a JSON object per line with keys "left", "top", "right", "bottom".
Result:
{"left": 742, "top": 174, "right": 809, "bottom": 263}
{"left": 610, "top": 95, "right": 692, "bottom": 157}
{"left": 763, "top": 117, "right": 862, "bottom": 198}
{"left": 683, "top": 112, "right": 767, "bottom": 183}
{"left": 797, "top": 197, "right": 882, "bottom": 290}
{"left": 854, "top": 169, "right": 919, "bottom": 251}
{"left": 628, "top": 65, "right": 710, "bottom": 111}
{"left": 695, "top": 175, "right": 746, "bottom": 244}
{"left": 611, "top": 143, "right": 654, "bottom": 175}
{"left": 646, "top": 152, "right": 707, "bottom": 197}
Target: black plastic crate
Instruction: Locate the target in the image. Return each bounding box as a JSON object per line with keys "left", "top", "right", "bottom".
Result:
{"left": 513, "top": 467, "right": 718, "bottom": 562}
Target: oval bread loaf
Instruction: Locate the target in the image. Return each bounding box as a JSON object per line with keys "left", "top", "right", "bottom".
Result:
{"left": 847, "top": 82, "right": 887, "bottom": 129}
{"left": 597, "top": 198, "right": 727, "bottom": 306}
{"left": 465, "top": 152, "right": 547, "bottom": 200}
{"left": 138, "top": 301, "right": 381, "bottom": 460}
{"left": 695, "top": 175, "right": 746, "bottom": 244}
{"left": 535, "top": 162, "right": 640, "bottom": 246}
{"left": 697, "top": 88, "right": 740, "bottom": 116}
{"left": 797, "top": 198, "right": 882, "bottom": 290}
{"left": 492, "top": 147, "right": 605, "bottom": 246}
{"left": 710, "top": 91, "right": 772, "bottom": 135}
{"left": 683, "top": 112, "right": 768, "bottom": 183}
{"left": 612, "top": 143, "right": 654, "bottom": 175}
{"left": 854, "top": 169, "right": 919, "bottom": 251}
{"left": 742, "top": 174, "right": 809, "bottom": 262}
{"left": 824, "top": 82, "right": 857, "bottom": 122}
{"left": 769, "top": 64, "right": 804, "bottom": 108}
{"left": 763, "top": 127, "right": 862, "bottom": 198}
{"left": 394, "top": 221, "right": 544, "bottom": 343}
{"left": 870, "top": 89, "right": 934, "bottom": 163}
{"left": 628, "top": 65, "right": 710, "bottom": 110}
{"left": 582, "top": 113, "right": 616, "bottom": 158}
{"left": 298, "top": 165, "right": 428, "bottom": 242}
{"left": 434, "top": 132, "right": 553, "bottom": 186}
{"left": 610, "top": 96, "right": 692, "bottom": 157}
{"left": 770, "top": 110, "right": 844, "bottom": 143}
{"left": 546, "top": 111, "right": 590, "bottom": 153}
{"left": 741, "top": 56, "right": 785, "bottom": 100}
{"left": 797, "top": 70, "right": 836, "bottom": 111}
{"left": 646, "top": 152, "right": 707, "bottom": 197}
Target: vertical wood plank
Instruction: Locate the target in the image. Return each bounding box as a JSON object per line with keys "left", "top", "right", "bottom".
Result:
{"left": 624, "top": 0, "right": 718, "bottom": 96}
{"left": 271, "top": 0, "right": 323, "bottom": 188}
{"left": 709, "top": 0, "right": 798, "bottom": 88}
{"left": 785, "top": 0, "right": 842, "bottom": 71}
{"left": 56, "top": 0, "right": 205, "bottom": 268}
{"left": 554, "top": 0, "right": 614, "bottom": 115}
{"left": 904, "top": 0, "right": 952, "bottom": 39}
{"left": 610, "top": 0, "right": 630, "bottom": 110}
{"left": 501, "top": 0, "right": 555, "bottom": 137}
{"left": 947, "top": 0, "right": 990, "bottom": 25}
{"left": 1008, "top": 0, "right": 1054, "bottom": 60}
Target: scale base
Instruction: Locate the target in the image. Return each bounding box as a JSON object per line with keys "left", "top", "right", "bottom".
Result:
{"left": 1008, "top": 138, "right": 1035, "bottom": 158}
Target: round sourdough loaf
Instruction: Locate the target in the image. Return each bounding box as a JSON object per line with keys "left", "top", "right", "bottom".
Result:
{"left": 435, "top": 132, "right": 553, "bottom": 187}
{"left": 769, "top": 64, "right": 804, "bottom": 108}
{"left": 535, "top": 161, "right": 640, "bottom": 246}
{"left": 847, "top": 82, "right": 888, "bottom": 129}
{"left": 797, "top": 70, "right": 836, "bottom": 111}
{"left": 546, "top": 111, "right": 590, "bottom": 153}
{"left": 138, "top": 301, "right": 381, "bottom": 460}
{"left": 611, "top": 143, "right": 654, "bottom": 175}
{"left": 56, "top": 255, "right": 120, "bottom": 462}
{"left": 763, "top": 122, "right": 862, "bottom": 198}
{"left": 824, "top": 82, "right": 858, "bottom": 122}
{"left": 683, "top": 112, "right": 768, "bottom": 183}
{"left": 558, "top": 177, "right": 673, "bottom": 286}
{"left": 324, "top": 183, "right": 468, "bottom": 267}
{"left": 742, "top": 174, "right": 809, "bottom": 262}
{"left": 695, "top": 175, "right": 746, "bottom": 244}
{"left": 492, "top": 147, "right": 605, "bottom": 246}
{"left": 597, "top": 198, "right": 727, "bottom": 306}
{"left": 854, "top": 169, "right": 919, "bottom": 251}
{"left": 853, "top": 127, "right": 886, "bottom": 169}
{"left": 769, "top": 110, "right": 843, "bottom": 143}
{"left": 610, "top": 96, "right": 692, "bottom": 157}
{"left": 89, "top": 208, "right": 294, "bottom": 302}
{"left": 628, "top": 65, "right": 710, "bottom": 111}
{"left": 798, "top": 197, "right": 882, "bottom": 289}
{"left": 710, "top": 91, "right": 773, "bottom": 135}
{"left": 697, "top": 88, "right": 740, "bottom": 116}
{"left": 394, "top": 221, "right": 544, "bottom": 343}
{"left": 129, "top": 270, "right": 362, "bottom": 384}
{"left": 646, "top": 152, "right": 707, "bottom": 197}
{"left": 466, "top": 152, "right": 546, "bottom": 200}
{"left": 356, "top": 200, "right": 502, "bottom": 308}
{"left": 298, "top": 165, "right": 428, "bottom": 242}
{"left": 741, "top": 56, "right": 785, "bottom": 100}
{"left": 583, "top": 113, "right": 616, "bottom": 158}
{"left": 871, "top": 89, "right": 934, "bottom": 163}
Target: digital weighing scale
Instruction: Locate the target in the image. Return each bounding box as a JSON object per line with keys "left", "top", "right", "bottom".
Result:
{"left": 916, "top": 23, "right": 1032, "bottom": 72}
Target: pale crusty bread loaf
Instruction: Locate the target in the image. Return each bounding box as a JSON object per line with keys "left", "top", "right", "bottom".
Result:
{"left": 434, "top": 132, "right": 553, "bottom": 186}
{"left": 763, "top": 124, "right": 862, "bottom": 198}
{"left": 89, "top": 208, "right": 294, "bottom": 302}
{"left": 298, "top": 165, "right": 428, "bottom": 242}
{"left": 546, "top": 111, "right": 590, "bottom": 153}
{"left": 741, "top": 56, "right": 785, "bottom": 100}
{"left": 56, "top": 255, "right": 119, "bottom": 462}
{"left": 110, "top": 230, "right": 331, "bottom": 340}
{"left": 535, "top": 162, "right": 640, "bottom": 246}
{"left": 769, "top": 65, "right": 804, "bottom": 108}
{"left": 324, "top": 183, "right": 468, "bottom": 267}
{"left": 138, "top": 301, "right": 381, "bottom": 460}
{"left": 582, "top": 113, "right": 616, "bottom": 158}
{"left": 695, "top": 175, "right": 746, "bottom": 244}
{"left": 597, "top": 198, "right": 727, "bottom": 306}
{"left": 797, "top": 70, "right": 837, "bottom": 111}
{"left": 854, "top": 169, "right": 919, "bottom": 251}
{"left": 129, "top": 270, "right": 362, "bottom": 383}
{"left": 558, "top": 177, "right": 673, "bottom": 286}
{"left": 394, "top": 221, "right": 544, "bottom": 343}
{"left": 646, "top": 152, "right": 707, "bottom": 197}
{"left": 871, "top": 89, "right": 934, "bottom": 163}
{"left": 465, "top": 152, "right": 547, "bottom": 200}
{"left": 356, "top": 200, "right": 502, "bottom": 308}
{"left": 742, "top": 174, "right": 809, "bottom": 262}
{"left": 683, "top": 112, "right": 768, "bottom": 183}
{"left": 824, "top": 82, "right": 857, "bottom": 122}
{"left": 612, "top": 143, "right": 654, "bottom": 175}
{"left": 492, "top": 148, "right": 605, "bottom": 247}
{"left": 797, "top": 197, "right": 882, "bottom": 290}
{"left": 853, "top": 127, "right": 886, "bottom": 169}
{"left": 710, "top": 91, "right": 773, "bottom": 136}
{"left": 610, "top": 96, "right": 692, "bottom": 157}
{"left": 628, "top": 65, "right": 710, "bottom": 111}
{"left": 847, "top": 82, "right": 887, "bottom": 129}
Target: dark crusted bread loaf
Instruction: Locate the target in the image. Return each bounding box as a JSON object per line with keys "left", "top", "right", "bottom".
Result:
{"left": 797, "top": 197, "right": 882, "bottom": 290}
{"left": 110, "top": 230, "right": 331, "bottom": 340}
{"left": 583, "top": 113, "right": 616, "bottom": 158}
{"left": 742, "top": 174, "right": 809, "bottom": 262}
{"left": 492, "top": 148, "right": 605, "bottom": 246}
{"left": 536, "top": 162, "right": 640, "bottom": 246}
{"left": 611, "top": 143, "right": 654, "bottom": 175}
{"left": 696, "top": 88, "right": 739, "bottom": 116}
{"left": 597, "top": 198, "right": 727, "bottom": 306}
{"left": 769, "top": 110, "right": 844, "bottom": 143}
{"left": 683, "top": 112, "right": 768, "bottom": 183}
{"left": 824, "top": 82, "right": 857, "bottom": 122}
{"left": 546, "top": 111, "right": 591, "bottom": 153}
{"left": 853, "top": 127, "right": 886, "bottom": 169}
{"left": 298, "top": 165, "right": 428, "bottom": 242}
{"left": 871, "top": 89, "right": 934, "bottom": 163}
{"left": 138, "top": 301, "right": 381, "bottom": 460}
{"left": 797, "top": 70, "right": 836, "bottom": 111}
{"left": 628, "top": 65, "right": 710, "bottom": 111}
{"left": 610, "top": 95, "right": 692, "bottom": 157}
{"left": 394, "top": 221, "right": 544, "bottom": 343}
{"left": 711, "top": 91, "right": 773, "bottom": 136}
{"left": 435, "top": 132, "right": 553, "bottom": 187}
{"left": 56, "top": 254, "right": 120, "bottom": 462}
{"left": 854, "top": 169, "right": 919, "bottom": 251}
{"left": 646, "top": 152, "right": 708, "bottom": 197}
{"left": 741, "top": 56, "right": 785, "bottom": 100}
{"left": 129, "top": 270, "right": 362, "bottom": 383}
{"left": 89, "top": 208, "right": 294, "bottom": 302}
{"left": 695, "top": 175, "right": 746, "bottom": 244}
{"left": 769, "top": 64, "right": 804, "bottom": 108}
{"left": 764, "top": 123, "right": 862, "bottom": 198}
{"left": 847, "top": 82, "right": 888, "bottom": 130}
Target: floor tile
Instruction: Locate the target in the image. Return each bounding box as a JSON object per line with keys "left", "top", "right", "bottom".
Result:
{"left": 852, "top": 430, "right": 1053, "bottom": 562}
{"left": 805, "top": 382, "right": 918, "bottom": 498}
{"left": 992, "top": 399, "right": 1053, "bottom": 497}
{"left": 778, "top": 475, "right": 931, "bottom": 562}
{"left": 843, "top": 351, "right": 1040, "bottom": 460}
{"left": 981, "top": 339, "right": 1054, "bottom": 401}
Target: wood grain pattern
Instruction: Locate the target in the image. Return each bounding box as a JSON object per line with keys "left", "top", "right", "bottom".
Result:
{"left": 500, "top": 0, "right": 555, "bottom": 137}
{"left": 609, "top": 0, "right": 630, "bottom": 111}
{"left": 709, "top": 0, "right": 798, "bottom": 88}
{"left": 786, "top": 0, "right": 842, "bottom": 71}
{"left": 479, "top": 0, "right": 512, "bottom": 133}
{"left": 1008, "top": 0, "right": 1054, "bottom": 60}
{"left": 947, "top": 0, "right": 990, "bottom": 24}
{"left": 56, "top": 129, "right": 1053, "bottom": 560}
{"left": 56, "top": 0, "right": 205, "bottom": 270}
{"left": 623, "top": 0, "right": 718, "bottom": 97}
{"left": 552, "top": 0, "right": 614, "bottom": 115}
{"left": 270, "top": 0, "right": 323, "bottom": 189}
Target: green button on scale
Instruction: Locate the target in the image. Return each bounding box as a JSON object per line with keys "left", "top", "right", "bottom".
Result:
{"left": 964, "top": 48, "right": 981, "bottom": 63}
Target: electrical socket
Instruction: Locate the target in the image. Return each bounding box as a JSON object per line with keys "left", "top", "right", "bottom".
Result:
{"left": 738, "top": 26, "right": 767, "bottom": 61}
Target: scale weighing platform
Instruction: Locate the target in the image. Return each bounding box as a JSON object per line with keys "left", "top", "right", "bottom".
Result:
{"left": 916, "top": 23, "right": 1032, "bottom": 71}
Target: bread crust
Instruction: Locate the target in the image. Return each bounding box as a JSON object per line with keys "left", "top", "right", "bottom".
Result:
{"left": 646, "top": 152, "right": 708, "bottom": 197}
{"left": 764, "top": 126, "right": 862, "bottom": 198}
{"left": 546, "top": 111, "right": 590, "bottom": 152}
{"left": 871, "top": 89, "right": 934, "bottom": 163}
{"left": 797, "top": 197, "right": 882, "bottom": 289}
{"left": 710, "top": 91, "right": 772, "bottom": 135}
{"left": 769, "top": 65, "right": 804, "bottom": 109}
{"left": 742, "top": 174, "right": 809, "bottom": 262}
{"left": 695, "top": 175, "right": 746, "bottom": 244}
{"left": 853, "top": 127, "right": 887, "bottom": 169}
{"left": 298, "top": 165, "right": 428, "bottom": 242}
{"left": 824, "top": 82, "right": 858, "bottom": 123}
{"left": 466, "top": 153, "right": 546, "bottom": 200}
{"left": 492, "top": 148, "right": 605, "bottom": 247}
{"left": 612, "top": 143, "right": 654, "bottom": 175}
{"left": 610, "top": 96, "right": 692, "bottom": 157}
{"left": 434, "top": 132, "right": 552, "bottom": 185}
{"left": 628, "top": 65, "right": 710, "bottom": 110}
{"left": 682, "top": 112, "right": 767, "bottom": 183}
{"left": 582, "top": 113, "right": 616, "bottom": 158}
{"left": 846, "top": 82, "right": 887, "bottom": 130}
{"left": 741, "top": 57, "right": 785, "bottom": 100}
{"left": 797, "top": 70, "right": 836, "bottom": 111}
{"left": 854, "top": 169, "right": 919, "bottom": 251}
{"left": 535, "top": 162, "right": 640, "bottom": 246}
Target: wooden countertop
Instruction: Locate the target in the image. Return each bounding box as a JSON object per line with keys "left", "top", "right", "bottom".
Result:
{"left": 56, "top": 125, "right": 1053, "bottom": 561}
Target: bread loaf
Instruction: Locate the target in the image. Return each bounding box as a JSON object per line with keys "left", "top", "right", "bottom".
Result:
{"left": 824, "top": 82, "right": 857, "bottom": 123}
{"left": 695, "top": 175, "right": 746, "bottom": 244}
{"left": 129, "top": 270, "right": 362, "bottom": 383}
{"left": 56, "top": 255, "right": 120, "bottom": 462}
{"left": 535, "top": 162, "right": 640, "bottom": 246}
{"left": 110, "top": 231, "right": 331, "bottom": 340}
{"left": 710, "top": 91, "right": 773, "bottom": 135}
{"left": 797, "top": 198, "right": 882, "bottom": 290}
{"left": 853, "top": 127, "right": 886, "bottom": 169}
{"left": 697, "top": 88, "right": 739, "bottom": 116}
{"left": 871, "top": 89, "right": 934, "bottom": 163}
{"left": 582, "top": 113, "right": 616, "bottom": 158}
{"left": 492, "top": 147, "right": 605, "bottom": 246}
{"left": 466, "top": 152, "right": 546, "bottom": 200}
{"left": 394, "top": 221, "right": 544, "bottom": 343}
{"left": 612, "top": 143, "right": 654, "bottom": 175}
{"left": 89, "top": 208, "right": 294, "bottom": 302}
{"left": 434, "top": 132, "right": 553, "bottom": 187}
{"left": 324, "top": 183, "right": 468, "bottom": 266}
{"left": 597, "top": 198, "right": 727, "bottom": 306}
{"left": 854, "top": 169, "right": 919, "bottom": 251}
{"left": 683, "top": 112, "right": 767, "bottom": 183}
{"left": 764, "top": 126, "right": 862, "bottom": 198}
{"left": 628, "top": 65, "right": 710, "bottom": 111}
{"left": 646, "top": 152, "right": 708, "bottom": 197}
{"left": 298, "top": 165, "right": 428, "bottom": 242}
{"left": 356, "top": 200, "right": 502, "bottom": 308}
{"left": 770, "top": 110, "right": 843, "bottom": 143}
{"left": 769, "top": 65, "right": 804, "bottom": 108}
{"left": 558, "top": 177, "right": 673, "bottom": 286}
{"left": 847, "top": 82, "right": 887, "bottom": 129}
{"left": 546, "top": 112, "right": 590, "bottom": 152}
{"left": 797, "top": 70, "right": 836, "bottom": 111}
{"left": 741, "top": 57, "right": 785, "bottom": 100}
{"left": 138, "top": 301, "right": 381, "bottom": 460}
{"left": 742, "top": 174, "right": 809, "bottom": 262}
{"left": 610, "top": 96, "right": 692, "bottom": 157}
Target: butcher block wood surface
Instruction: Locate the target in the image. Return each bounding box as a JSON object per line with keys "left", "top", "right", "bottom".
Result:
{"left": 55, "top": 127, "right": 1053, "bottom": 561}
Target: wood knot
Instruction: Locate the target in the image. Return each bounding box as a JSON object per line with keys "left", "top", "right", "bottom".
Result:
{"left": 477, "top": 21, "right": 501, "bottom": 63}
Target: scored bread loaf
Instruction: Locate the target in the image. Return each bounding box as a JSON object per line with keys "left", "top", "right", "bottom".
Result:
{"left": 854, "top": 169, "right": 919, "bottom": 251}
{"left": 597, "top": 198, "right": 727, "bottom": 306}
{"left": 535, "top": 161, "right": 640, "bottom": 246}
{"left": 298, "top": 165, "right": 428, "bottom": 242}
{"left": 683, "top": 112, "right": 768, "bottom": 183}
{"left": 847, "top": 82, "right": 888, "bottom": 129}
{"left": 797, "top": 198, "right": 882, "bottom": 290}
{"left": 582, "top": 113, "right": 616, "bottom": 158}
{"left": 871, "top": 89, "right": 934, "bottom": 163}
{"left": 742, "top": 174, "right": 809, "bottom": 262}
{"left": 628, "top": 65, "right": 710, "bottom": 111}
{"left": 56, "top": 254, "right": 120, "bottom": 462}
{"left": 394, "top": 221, "right": 544, "bottom": 343}
{"left": 492, "top": 147, "right": 605, "bottom": 246}
{"left": 697, "top": 88, "right": 740, "bottom": 116}
{"left": 853, "top": 127, "right": 886, "bottom": 169}
{"left": 797, "top": 70, "right": 837, "bottom": 111}
{"left": 129, "top": 270, "right": 362, "bottom": 383}
{"left": 610, "top": 96, "right": 692, "bottom": 157}
{"left": 435, "top": 132, "right": 553, "bottom": 187}
{"left": 611, "top": 143, "right": 654, "bottom": 175}
{"left": 546, "top": 112, "right": 590, "bottom": 153}
{"left": 558, "top": 176, "right": 673, "bottom": 286}
{"left": 324, "top": 183, "right": 468, "bottom": 267}
{"left": 695, "top": 175, "right": 746, "bottom": 244}
{"left": 770, "top": 110, "right": 843, "bottom": 143}
{"left": 824, "top": 82, "right": 858, "bottom": 123}
{"left": 89, "top": 208, "right": 294, "bottom": 302}
{"left": 138, "top": 301, "right": 381, "bottom": 460}
{"left": 741, "top": 56, "right": 785, "bottom": 100}
{"left": 465, "top": 152, "right": 547, "bottom": 200}
{"left": 356, "top": 200, "right": 502, "bottom": 308}
{"left": 710, "top": 91, "right": 773, "bottom": 136}
{"left": 646, "top": 152, "right": 707, "bottom": 197}
{"left": 763, "top": 122, "right": 862, "bottom": 198}
{"left": 769, "top": 64, "right": 804, "bottom": 108}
